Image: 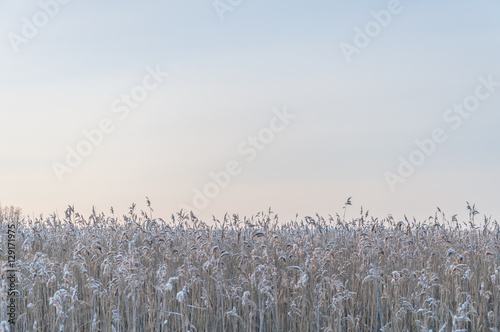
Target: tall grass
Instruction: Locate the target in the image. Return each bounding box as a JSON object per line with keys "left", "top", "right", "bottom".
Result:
{"left": 1, "top": 204, "right": 499, "bottom": 331}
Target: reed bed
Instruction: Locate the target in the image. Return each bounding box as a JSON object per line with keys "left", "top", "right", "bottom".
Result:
{"left": 1, "top": 204, "right": 499, "bottom": 331}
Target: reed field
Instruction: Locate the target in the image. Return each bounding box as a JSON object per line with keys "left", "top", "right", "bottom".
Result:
{"left": 1, "top": 203, "right": 499, "bottom": 331}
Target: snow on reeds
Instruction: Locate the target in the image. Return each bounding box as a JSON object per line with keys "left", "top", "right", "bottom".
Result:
{"left": 0, "top": 204, "right": 499, "bottom": 331}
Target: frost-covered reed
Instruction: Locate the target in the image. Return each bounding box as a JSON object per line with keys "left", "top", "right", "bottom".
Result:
{"left": 0, "top": 204, "right": 499, "bottom": 331}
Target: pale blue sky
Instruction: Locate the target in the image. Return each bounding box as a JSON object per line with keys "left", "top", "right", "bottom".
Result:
{"left": 1, "top": 0, "right": 499, "bottom": 222}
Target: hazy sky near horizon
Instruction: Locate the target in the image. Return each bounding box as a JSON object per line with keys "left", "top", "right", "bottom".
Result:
{"left": 1, "top": 0, "right": 500, "bottom": 222}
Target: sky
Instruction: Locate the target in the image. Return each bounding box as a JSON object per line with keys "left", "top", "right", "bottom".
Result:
{"left": 1, "top": 0, "right": 499, "bottom": 223}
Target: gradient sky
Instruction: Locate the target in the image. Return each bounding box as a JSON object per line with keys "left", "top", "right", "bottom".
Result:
{"left": 1, "top": 0, "right": 499, "bottom": 223}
